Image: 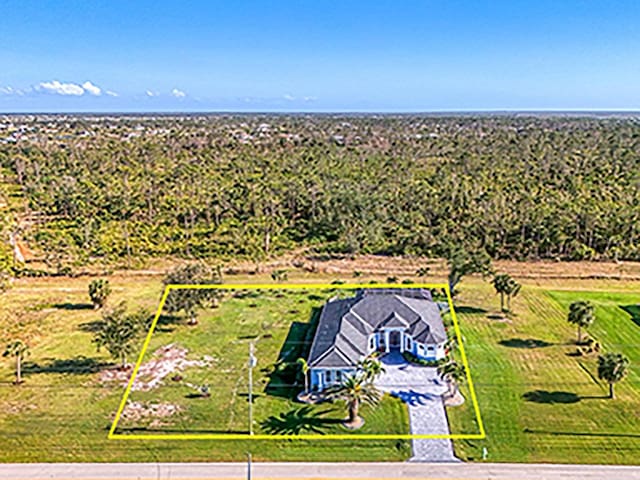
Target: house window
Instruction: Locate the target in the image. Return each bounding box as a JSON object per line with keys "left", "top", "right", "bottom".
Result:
{"left": 369, "top": 336, "right": 375, "bottom": 351}
{"left": 336, "top": 370, "right": 342, "bottom": 383}
{"left": 406, "top": 336, "right": 411, "bottom": 350}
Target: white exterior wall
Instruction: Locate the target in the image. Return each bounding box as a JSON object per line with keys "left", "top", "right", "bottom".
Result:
{"left": 412, "top": 340, "right": 446, "bottom": 360}
{"left": 310, "top": 367, "right": 357, "bottom": 391}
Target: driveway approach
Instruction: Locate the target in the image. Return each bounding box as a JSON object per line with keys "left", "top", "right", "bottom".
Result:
{"left": 374, "top": 352, "right": 458, "bottom": 462}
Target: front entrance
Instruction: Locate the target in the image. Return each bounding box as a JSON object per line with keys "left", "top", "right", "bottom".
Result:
{"left": 389, "top": 330, "right": 401, "bottom": 350}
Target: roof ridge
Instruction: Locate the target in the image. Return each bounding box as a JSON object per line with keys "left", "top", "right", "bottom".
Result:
{"left": 395, "top": 294, "right": 423, "bottom": 316}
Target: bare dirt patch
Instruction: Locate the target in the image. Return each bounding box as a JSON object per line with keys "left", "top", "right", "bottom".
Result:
{"left": 223, "top": 253, "right": 640, "bottom": 282}
{"left": 120, "top": 401, "right": 181, "bottom": 423}
{"left": 99, "top": 344, "right": 217, "bottom": 391}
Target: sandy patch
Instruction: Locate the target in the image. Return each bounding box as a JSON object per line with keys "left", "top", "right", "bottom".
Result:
{"left": 120, "top": 401, "right": 181, "bottom": 423}
{"left": 99, "top": 344, "right": 217, "bottom": 391}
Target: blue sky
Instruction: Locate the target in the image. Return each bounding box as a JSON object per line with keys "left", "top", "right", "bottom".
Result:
{"left": 1, "top": 0, "right": 639, "bottom": 112}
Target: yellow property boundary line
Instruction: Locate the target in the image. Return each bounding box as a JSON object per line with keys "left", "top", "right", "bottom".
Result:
{"left": 108, "top": 283, "right": 486, "bottom": 441}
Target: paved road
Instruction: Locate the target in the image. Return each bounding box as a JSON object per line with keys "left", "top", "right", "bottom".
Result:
{"left": 375, "top": 352, "right": 457, "bottom": 462}
{"left": 2, "top": 462, "right": 640, "bottom": 480}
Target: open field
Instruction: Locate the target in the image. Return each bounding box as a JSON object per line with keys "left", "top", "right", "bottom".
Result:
{"left": 114, "top": 287, "right": 412, "bottom": 439}
{"left": 0, "top": 260, "right": 638, "bottom": 463}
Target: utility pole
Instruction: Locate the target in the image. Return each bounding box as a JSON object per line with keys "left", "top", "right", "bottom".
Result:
{"left": 248, "top": 341, "right": 257, "bottom": 435}
{"left": 247, "top": 451, "right": 252, "bottom": 480}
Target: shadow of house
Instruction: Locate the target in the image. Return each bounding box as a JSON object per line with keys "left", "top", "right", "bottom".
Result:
{"left": 499, "top": 338, "right": 554, "bottom": 349}
{"left": 522, "top": 390, "right": 580, "bottom": 404}
{"left": 23, "top": 356, "right": 115, "bottom": 375}
{"left": 264, "top": 307, "right": 322, "bottom": 400}
{"left": 260, "top": 406, "right": 341, "bottom": 435}
{"left": 621, "top": 304, "right": 640, "bottom": 328}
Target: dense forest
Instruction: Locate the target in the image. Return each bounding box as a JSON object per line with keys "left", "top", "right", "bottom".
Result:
{"left": 0, "top": 114, "right": 639, "bottom": 270}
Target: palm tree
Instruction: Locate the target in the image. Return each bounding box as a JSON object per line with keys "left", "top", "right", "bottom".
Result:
{"left": 296, "top": 357, "right": 310, "bottom": 393}
{"left": 89, "top": 278, "right": 111, "bottom": 309}
{"left": 437, "top": 360, "right": 466, "bottom": 398}
{"left": 492, "top": 273, "right": 521, "bottom": 312}
{"left": 505, "top": 279, "right": 521, "bottom": 311}
{"left": 3, "top": 340, "right": 29, "bottom": 384}
{"left": 415, "top": 266, "right": 430, "bottom": 282}
{"left": 358, "top": 357, "right": 385, "bottom": 382}
{"left": 597, "top": 352, "right": 629, "bottom": 399}
{"left": 327, "top": 373, "right": 381, "bottom": 428}
{"left": 567, "top": 300, "right": 595, "bottom": 344}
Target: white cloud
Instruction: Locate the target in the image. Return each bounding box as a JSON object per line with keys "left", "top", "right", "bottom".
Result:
{"left": 82, "top": 81, "right": 102, "bottom": 96}
{"left": 171, "top": 88, "right": 186, "bottom": 98}
{"left": 37, "top": 80, "right": 85, "bottom": 96}
{"left": 283, "top": 94, "right": 295, "bottom": 101}
{"left": 105, "top": 90, "right": 119, "bottom": 97}
{"left": 146, "top": 90, "right": 157, "bottom": 97}
{"left": 303, "top": 96, "right": 317, "bottom": 102}
{"left": 0, "top": 86, "right": 24, "bottom": 96}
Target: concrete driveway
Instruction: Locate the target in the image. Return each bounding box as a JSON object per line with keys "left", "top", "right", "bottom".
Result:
{"left": 374, "top": 352, "right": 458, "bottom": 462}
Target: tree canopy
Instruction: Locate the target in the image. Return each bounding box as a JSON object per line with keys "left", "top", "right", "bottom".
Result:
{"left": 1, "top": 115, "right": 639, "bottom": 268}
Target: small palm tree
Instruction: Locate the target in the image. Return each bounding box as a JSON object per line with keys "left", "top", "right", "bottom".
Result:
{"left": 3, "top": 340, "right": 29, "bottom": 384}
{"left": 492, "top": 273, "right": 521, "bottom": 312}
{"left": 567, "top": 300, "right": 595, "bottom": 343}
{"left": 358, "top": 357, "right": 385, "bottom": 382}
{"left": 437, "top": 360, "right": 466, "bottom": 398}
{"left": 415, "top": 266, "right": 430, "bottom": 282}
{"left": 296, "top": 357, "right": 310, "bottom": 393}
{"left": 88, "top": 278, "right": 111, "bottom": 309}
{"left": 327, "top": 373, "right": 381, "bottom": 428}
{"left": 597, "top": 352, "right": 629, "bottom": 399}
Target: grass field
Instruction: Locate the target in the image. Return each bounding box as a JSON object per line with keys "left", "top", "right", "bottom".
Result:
{"left": 114, "top": 287, "right": 411, "bottom": 439}
{"left": 0, "top": 267, "right": 638, "bottom": 463}
{"left": 449, "top": 283, "right": 640, "bottom": 463}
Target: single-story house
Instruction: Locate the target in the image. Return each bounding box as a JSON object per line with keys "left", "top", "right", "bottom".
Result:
{"left": 307, "top": 288, "right": 447, "bottom": 391}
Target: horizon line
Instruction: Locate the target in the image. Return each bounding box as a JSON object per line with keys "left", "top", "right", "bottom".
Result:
{"left": 2, "top": 108, "right": 640, "bottom": 116}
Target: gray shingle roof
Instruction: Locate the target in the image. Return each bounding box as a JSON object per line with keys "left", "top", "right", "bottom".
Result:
{"left": 308, "top": 288, "right": 446, "bottom": 368}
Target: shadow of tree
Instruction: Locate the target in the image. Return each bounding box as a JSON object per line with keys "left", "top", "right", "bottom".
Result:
{"left": 455, "top": 306, "right": 488, "bottom": 315}
{"left": 621, "top": 304, "right": 640, "bottom": 328}
{"left": 260, "top": 406, "right": 341, "bottom": 435}
{"left": 78, "top": 320, "right": 105, "bottom": 333}
{"left": 499, "top": 338, "right": 553, "bottom": 349}
{"left": 391, "top": 389, "right": 438, "bottom": 406}
{"left": 54, "top": 303, "right": 94, "bottom": 311}
{"left": 23, "top": 356, "right": 115, "bottom": 375}
{"left": 154, "top": 314, "right": 184, "bottom": 332}
{"left": 522, "top": 390, "right": 580, "bottom": 404}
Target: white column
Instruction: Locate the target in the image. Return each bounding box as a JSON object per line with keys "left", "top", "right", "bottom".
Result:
{"left": 385, "top": 330, "right": 390, "bottom": 353}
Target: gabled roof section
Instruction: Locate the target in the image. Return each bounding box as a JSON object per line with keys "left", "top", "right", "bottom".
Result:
{"left": 380, "top": 312, "right": 409, "bottom": 328}
{"left": 308, "top": 288, "right": 446, "bottom": 368}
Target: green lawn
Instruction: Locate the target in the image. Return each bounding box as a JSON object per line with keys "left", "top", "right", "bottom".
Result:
{"left": 0, "top": 279, "right": 412, "bottom": 461}
{"left": 449, "top": 283, "right": 640, "bottom": 464}
{"left": 117, "top": 288, "right": 410, "bottom": 438}
{"left": 0, "top": 273, "right": 638, "bottom": 463}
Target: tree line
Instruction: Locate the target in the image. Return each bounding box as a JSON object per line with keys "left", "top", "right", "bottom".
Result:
{"left": 1, "top": 114, "right": 639, "bottom": 269}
